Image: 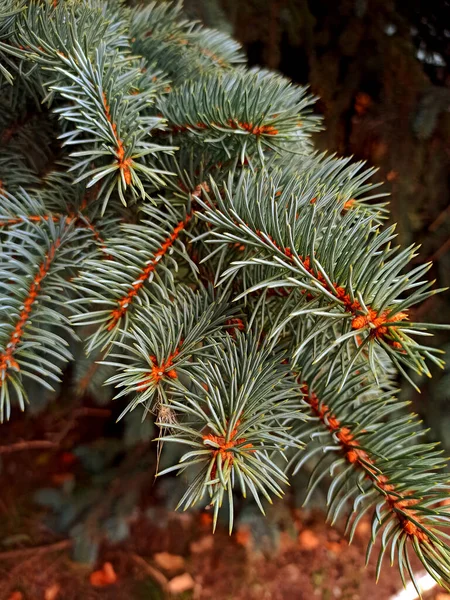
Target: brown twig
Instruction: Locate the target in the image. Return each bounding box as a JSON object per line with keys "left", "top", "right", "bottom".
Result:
{"left": 0, "top": 539, "right": 72, "bottom": 560}
{"left": 0, "top": 407, "right": 112, "bottom": 454}
{"left": 51, "top": 406, "right": 112, "bottom": 444}
{"left": 429, "top": 204, "right": 450, "bottom": 232}
{"left": 130, "top": 552, "right": 169, "bottom": 593}
{"left": 429, "top": 237, "right": 450, "bottom": 262}
{"left": 0, "top": 440, "right": 57, "bottom": 454}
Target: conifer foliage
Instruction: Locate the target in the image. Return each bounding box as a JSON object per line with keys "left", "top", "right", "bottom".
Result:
{"left": 0, "top": 0, "right": 449, "bottom": 591}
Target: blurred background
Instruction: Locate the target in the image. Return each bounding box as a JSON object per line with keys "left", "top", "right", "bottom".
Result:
{"left": 0, "top": 1, "right": 449, "bottom": 599}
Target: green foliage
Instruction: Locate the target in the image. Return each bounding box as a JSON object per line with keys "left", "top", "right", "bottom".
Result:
{"left": 156, "top": 332, "right": 304, "bottom": 532}
{"left": 0, "top": 0, "right": 449, "bottom": 592}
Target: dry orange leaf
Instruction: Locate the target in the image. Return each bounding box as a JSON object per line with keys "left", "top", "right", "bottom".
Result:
{"left": 326, "top": 540, "right": 344, "bottom": 554}
{"left": 89, "top": 562, "right": 118, "bottom": 587}
{"left": 153, "top": 552, "right": 185, "bottom": 574}
{"left": 44, "top": 584, "right": 60, "bottom": 600}
{"left": 298, "top": 529, "right": 319, "bottom": 551}
{"left": 190, "top": 535, "right": 214, "bottom": 554}
{"left": 235, "top": 525, "right": 251, "bottom": 547}
{"left": 7, "top": 592, "right": 23, "bottom": 600}
{"left": 167, "top": 573, "right": 195, "bottom": 595}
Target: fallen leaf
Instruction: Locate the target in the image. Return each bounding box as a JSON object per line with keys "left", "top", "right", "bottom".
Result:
{"left": 7, "top": 592, "right": 23, "bottom": 600}
{"left": 190, "top": 535, "right": 214, "bottom": 554}
{"left": 45, "top": 584, "right": 60, "bottom": 600}
{"left": 299, "top": 529, "right": 319, "bottom": 551}
{"left": 89, "top": 562, "right": 118, "bottom": 587}
{"left": 354, "top": 518, "right": 371, "bottom": 538}
{"left": 326, "top": 541, "right": 343, "bottom": 554}
{"left": 235, "top": 525, "right": 251, "bottom": 548}
{"left": 154, "top": 552, "right": 185, "bottom": 574}
{"left": 167, "top": 573, "right": 195, "bottom": 595}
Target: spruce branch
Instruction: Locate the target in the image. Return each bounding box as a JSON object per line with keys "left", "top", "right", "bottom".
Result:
{"left": 102, "top": 286, "right": 236, "bottom": 419}
{"left": 292, "top": 359, "right": 450, "bottom": 592}
{"left": 0, "top": 0, "right": 448, "bottom": 590}
{"left": 157, "top": 332, "right": 304, "bottom": 532}
{"left": 70, "top": 184, "right": 210, "bottom": 353}
{"left": 0, "top": 216, "right": 87, "bottom": 420}
{"left": 129, "top": 0, "right": 245, "bottom": 84}
{"left": 195, "top": 166, "right": 447, "bottom": 381}
{"left": 158, "top": 69, "right": 321, "bottom": 160}
{"left": 51, "top": 42, "right": 174, "bottom": 210}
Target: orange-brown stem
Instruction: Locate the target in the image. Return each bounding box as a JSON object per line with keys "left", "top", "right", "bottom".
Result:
{"left": 0, "top": 215, "right": 60, "bottom": 228}
{"left": 106, "top": 213, "right": 192, "bottom": 331}
{"left": 0, "top": 238, "right": 61, "bottom": 382}
{"left": 102, "top": 92, "right": 132, "bottom": 184}
{"left": 167, "top": 120, "right": 280, "bottom": 136}
{"left": 107, "top": 183, "right": 208, "bottom": 331}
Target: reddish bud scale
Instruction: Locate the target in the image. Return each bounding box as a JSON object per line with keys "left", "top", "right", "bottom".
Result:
{"left": 226, "top": 318, "right": 245, "bottom": 332}
{"left": 0, "top": 238, "right": 61, "bottom": 383}
{"left": 343, "top": 199, "right": 355, "bottom": 210}
{"left": 302, "top": 383, "right": 429, "bottom": 542}
{"left": 203, "top": 420, "right": 253, "bottom": 478}
{"left": 227, "top": 119, "right": 278, "bottom": 135}
{"left": 137, "top": 345, "right": 182, "bottom": 391}
{"left": 200, "top": 47, "right": 226, "bottom": 67}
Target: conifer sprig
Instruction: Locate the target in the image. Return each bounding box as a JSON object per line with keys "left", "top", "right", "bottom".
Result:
{"left": 157, "top": 332, "right": 304, "bottom": 532}
{"left": 129, "top": 0, "right": 245, "bottom": 83}
{"left": 102, "top": 286, "right": 235, "bottom": 419}
{"left": 0, "top": 216, "right": 87, "bottom": 420}
{"left": 0, "top": 0, "right": 448, "bottom": 589}
{"left": 195, "top": 166, "right": 445, "bottom": 381}
{"left": 158, "top": 70, "right": 321, "bottom": 160}
{"left": 291, "top": 344, "right": 450, "bottom": 592}
{"left": 70, "top": 198, "right": 202, "bottom": 353}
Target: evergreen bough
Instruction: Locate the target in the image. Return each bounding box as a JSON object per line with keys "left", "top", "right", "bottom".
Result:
{"left": 0, "top": 0, "right": 449, "bottom": 592}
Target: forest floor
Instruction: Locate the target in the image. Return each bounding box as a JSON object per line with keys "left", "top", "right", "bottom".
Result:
{"left": 0, "top": 408, "right": 448, "bottom": 600}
